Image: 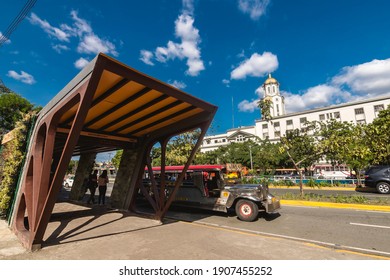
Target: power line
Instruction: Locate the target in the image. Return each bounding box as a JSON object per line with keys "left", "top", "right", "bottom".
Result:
{"left": 0, "top": 0, "right": 37, "bottom": 47}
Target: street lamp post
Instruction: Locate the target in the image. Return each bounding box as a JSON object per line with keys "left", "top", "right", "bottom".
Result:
{"left": 249, "top": 145, "right": 253, "bottom": 170}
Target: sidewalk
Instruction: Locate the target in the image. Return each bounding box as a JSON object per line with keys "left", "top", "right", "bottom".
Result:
{"left": 0, "top": 200, "right": 389, "bottom": 260}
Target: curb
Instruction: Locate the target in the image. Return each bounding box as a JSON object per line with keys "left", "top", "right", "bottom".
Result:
{"left": 270, "top": 186, "right": 357, "bottom": 191}
{"left": 281, "top": 200, "right": 390, "bottom": 212}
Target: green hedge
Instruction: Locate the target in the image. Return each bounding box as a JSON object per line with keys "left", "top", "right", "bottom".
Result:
{"left": 0, "top": 113, "right": 35, "bottom": 219}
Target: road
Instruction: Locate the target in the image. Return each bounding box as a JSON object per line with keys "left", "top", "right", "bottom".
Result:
{"left": 158, "top": 202, "right": 390, "bottom": 257}
{"left": 76, "top": 183, "right": 390, "bottom": 257}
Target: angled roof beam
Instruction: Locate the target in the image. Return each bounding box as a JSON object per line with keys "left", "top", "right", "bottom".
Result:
{"left": 62, "top": 77, "right": 130, "bottom": 125}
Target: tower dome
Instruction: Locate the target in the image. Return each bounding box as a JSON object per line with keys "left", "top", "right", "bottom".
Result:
{"left": 263, "top": 73, "right": 279, "bottom": 85}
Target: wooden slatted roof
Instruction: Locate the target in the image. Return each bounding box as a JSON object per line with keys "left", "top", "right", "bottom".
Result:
{"left": 40, "top": 53, "right": 217, "bottom": 155}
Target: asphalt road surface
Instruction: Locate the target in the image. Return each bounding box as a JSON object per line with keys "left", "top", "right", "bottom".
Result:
{"left": 157, "top": 203, "right": 390, "bottom": 257}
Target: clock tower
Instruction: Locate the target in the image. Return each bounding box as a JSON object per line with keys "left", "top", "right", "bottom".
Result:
{"left": 262, "top": 73, "right": 285, "bottom": 117}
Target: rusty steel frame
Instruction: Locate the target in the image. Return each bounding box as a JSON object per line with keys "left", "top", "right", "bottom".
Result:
{"left": 11, "top": 69, "right": 101, "bottom": 250}
{"left": 136, "top": 119, "right": 212, "bottom": 220}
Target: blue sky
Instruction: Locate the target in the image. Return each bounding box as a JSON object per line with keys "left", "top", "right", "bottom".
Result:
{"left": 1, "top": 0, "right": 390, "bottom": 137}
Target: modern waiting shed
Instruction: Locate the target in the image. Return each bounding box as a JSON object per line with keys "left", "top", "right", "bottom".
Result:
{"left": 9, "top": 53, "right": 217, "bottom": 250}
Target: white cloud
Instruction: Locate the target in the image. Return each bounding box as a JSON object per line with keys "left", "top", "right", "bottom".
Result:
{"left": 140, "top": 50, "right": 154, "bottom": 65}
{"left": 52, "top": 44, "right": 70, "bottom": 53}
{"left": 283, "top": 85, "right": 350, "bottom": 113}
{"left": 238, "top": 0, "right": 271, "bottom": 20}
{"left": 140, "top": 0, "right": 205, "bottom": 76}
{"left": 231, "top": 52, "right": 278, "bottom": 80}
{"left": 332, "top": 58, "right": 390, "bottom": 97}
{"left": 7, "top": 70, "right": 36, "bottom": 84}
{"left": 182, "top": 0, "right": 195, "bottom": 15}
{"left": 238, "top": 58, "right": 390, "bottom": 114}
{"left": 238, "top": 99, "right": 259, "bottom": 112}
{"left": 77, "top": 34, "right": 118, "bottom": 56}
{"left": 0, "top": 32, "right": 11, "bottom": 44}
{"left": 222, "top": 79, "right": 230, "bottom": 87}
{"left": 29, "top": 13, "right": 70, "bottom": 42}
{"left": 169, "top": 80, "right": 187, "bottom": 89}
{"left": 69, "top": 10, "right": 93, "bottom": 36}
{"left": 74, "top": 57, "right": 90, "bottom": 69}
{"left": 29, "top": 11, "right": 118, "bottom": 57}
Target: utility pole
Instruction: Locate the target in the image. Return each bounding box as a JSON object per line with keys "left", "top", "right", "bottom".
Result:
{"left": 249, "top": 145, "right": 253, "bottom": 170}
{"left": 232, "top": 95, "right": 235, "bottom": 128}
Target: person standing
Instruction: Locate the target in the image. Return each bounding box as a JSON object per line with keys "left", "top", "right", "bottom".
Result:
{"left": 98, "top": 170, "right": 109, "bottom": 205}
{"left": 87, "top": 170, "right": 98, "bottom": 204}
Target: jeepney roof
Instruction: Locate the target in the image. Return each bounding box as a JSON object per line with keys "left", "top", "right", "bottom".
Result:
{"left": 148, "top": 165, "right": 225, "bottom": 172}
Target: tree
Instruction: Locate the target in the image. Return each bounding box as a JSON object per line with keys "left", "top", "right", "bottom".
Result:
{"left": 279, "top": 126, "right": 322, "bottom": 195}
{"left": 316, "top": 120, "right": 370, "bottom": 186}
{"left": 365, "top": 105, "right": 390, "bottom": 165}
{"left": 143, "top": 130, "right": 202, "bottom": 166}
{"left": 254, "top": 139, "right": 289, "bottom": 173}
{"left": 0, "top": 90, "right": 35, "bottom": 137}
{"left": 111, "top": 150, "right": 123, "bottom": 169}
{"left": 257, "top": 98, "right": 273, "bottom": 121}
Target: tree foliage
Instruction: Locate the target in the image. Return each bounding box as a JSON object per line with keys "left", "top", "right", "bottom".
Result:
{"left": 365, "top": 105, "right": 390, "bottom": 165}
{"left": 279, "top": 126, "right": 322, "bottom": 195}
{"left": 0, "top": 90, "right": 35, "bottom": 136}
{"left": 111, "top": 150, "right": 123, "bottom": 169}
{"left": 257, "top": 98, "right": 273, "bottom": 121}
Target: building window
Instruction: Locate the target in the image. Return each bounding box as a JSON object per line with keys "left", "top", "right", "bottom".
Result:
{"left": 334, "top": 111, "right": 340, "bottom": 119}
{"left": 262, "top": 124, "right": 268, "bottom": 129}
{"left": 214, "top": 140, "right": 218, "bottom": 143}
{"left": 276, "top": 104, "right": 280, "bottom": 115}
{"left": 222, "top": 139, "right": 226, "bottom": 142}
{"left": 355, "top": 108, "right": 364, "bottom": 115}
{"left": 357, "top": 119, "right": 366, "bottom": 125}
{"left": 285, "top": 129, "right": 293, "bottom": 135}
{"left": 262, "top": 132, "right": 269, "bottom": 139}
{"left": 274, "top": 122, "right": 280, "bottom": 128}
{"left": 206, "top": 139, "right": 211, "bottom": 144}
{"left": 319, "top": 114, "right": 325, "bottom": 121}
{"left": 286, "top": 120, "right": 293, "bottom": 126}
{"left": 374, "top": 104, "right": 384, "bottom": 112}
{"left": 237, "top": 135, "right": 245, "bottom": 142}
{"left": 326, "top": 113, "right": 332, "bottom": 119}
{"left": 274, "top": 131, "right": 281, "bottom": 138}
{"left": 300, "top": 117, "right": 307, "bottom": 124}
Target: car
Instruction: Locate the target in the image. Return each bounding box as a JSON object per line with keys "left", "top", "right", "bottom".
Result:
{"left": 364, "top": 165, "right": 390, "bottom": 194}
{"left": 63, "top": 176, "right": 75, "bottom": 189}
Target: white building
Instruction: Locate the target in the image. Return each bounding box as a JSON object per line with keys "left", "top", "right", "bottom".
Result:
{"left": 201, "top": 75, "right": 390, "bottom": 153}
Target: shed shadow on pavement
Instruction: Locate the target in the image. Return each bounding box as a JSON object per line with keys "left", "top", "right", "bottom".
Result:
{"left": 38, "top": 188, "right": 177, "bottom": 249}
{"left": 42, "top": 186, "right": 281, "bottom": 250}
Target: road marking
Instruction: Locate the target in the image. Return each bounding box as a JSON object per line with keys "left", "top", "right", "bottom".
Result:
{"left": 174, "top": 219, "right": 390, "bottom": 259}
{"left": 350, "top": 222, "right": 390, "bottom": 229}
{"left": 282, "top": 205, "right": 320, "bottom": 209}
{"left": 356, "top": 210, "right": 390, "bottom": 214}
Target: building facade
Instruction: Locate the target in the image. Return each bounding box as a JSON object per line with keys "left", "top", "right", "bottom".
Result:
{"left": 201, "top": 75, "right": 390, "bottom": 153}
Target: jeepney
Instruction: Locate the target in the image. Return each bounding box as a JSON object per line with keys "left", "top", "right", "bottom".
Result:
{"left": 142, "top": 165, "right": 280, "bottom": 222}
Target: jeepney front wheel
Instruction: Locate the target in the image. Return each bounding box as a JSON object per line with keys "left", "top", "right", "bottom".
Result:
{"left": 235, "top": 199, "right": 259, "bottom": 222}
